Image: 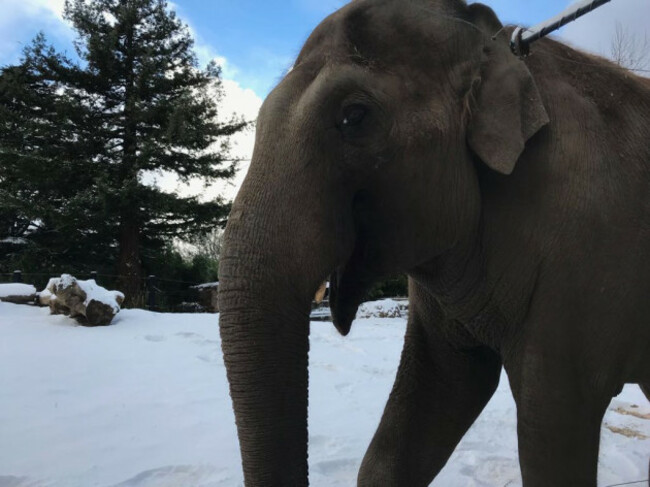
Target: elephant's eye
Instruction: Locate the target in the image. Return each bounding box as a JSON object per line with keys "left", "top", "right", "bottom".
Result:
{"left": 341, "top": 104, "right": 367, "bottom": 128}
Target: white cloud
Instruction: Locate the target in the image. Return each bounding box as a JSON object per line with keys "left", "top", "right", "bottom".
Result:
{"left": 558, "top": 0, "right": 650, "bottom": 67}
{"left": 155, "top": 13, "right": 263, "bottom": 202}
{"left": 12, "top": 0, "right": 65, "bottom": 19}
{"left": 149, "top": 34, "right": 263, "bottom": 202}
{"left": 0, "top": 0, "right": 72, "bottom": 64}
{"left": 152, "top": 76, "right": 262, "bottom": 202}
{"left": 187, "top": 27, "right": 240, "bottom": 79}
{"left": 219, "top": 79, "right": 261, "bottom": 122}
{"left": 217, "top": 79, "right": 262, "bottom": 199}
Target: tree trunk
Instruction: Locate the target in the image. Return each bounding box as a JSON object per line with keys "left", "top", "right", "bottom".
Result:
{"left": 117, "top": 18, "right": 142, "bottom": 308}
{"left": 117, "top": 218, "right": 143, "bottom": 307}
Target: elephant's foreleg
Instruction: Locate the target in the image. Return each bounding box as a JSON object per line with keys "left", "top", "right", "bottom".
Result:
{"left": 507, "top": 356, "right": 610, "bottom": 487}
{"left": 358, "top": 307, "right": 501, "bottom": 487}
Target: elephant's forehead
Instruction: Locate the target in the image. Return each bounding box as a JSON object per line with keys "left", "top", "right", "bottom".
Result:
{"left": 295, "top": 0, "right": 407, "bottom": 68}
{"left": 294, "top": 0, "right": 464, "bottom": 72}
{"left": 294, "top": 3, "right": 363, "bottom": 67}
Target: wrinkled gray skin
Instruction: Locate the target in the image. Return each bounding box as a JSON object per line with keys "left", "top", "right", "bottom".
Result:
{"left": 218, "top": 0, "right": 650, "bottom": 485}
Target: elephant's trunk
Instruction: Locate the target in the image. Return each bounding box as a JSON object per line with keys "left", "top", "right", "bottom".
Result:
{"left": 219, "top": 272, "right": 309, "bottom": 486}
{"left": 218, "top": 157, "right": 355, "bottom": 485}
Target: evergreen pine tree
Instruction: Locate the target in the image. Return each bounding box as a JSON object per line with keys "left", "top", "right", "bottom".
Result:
{"left": 0, "top": 0, "right": 247, "bottom": 304}
{"left": 0, "top": 34, "right": 104, "bottom": 273}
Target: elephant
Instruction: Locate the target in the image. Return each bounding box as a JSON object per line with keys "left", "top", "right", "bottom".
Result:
{"left": 218, "top": 0, "right": 650, "bottom": 485}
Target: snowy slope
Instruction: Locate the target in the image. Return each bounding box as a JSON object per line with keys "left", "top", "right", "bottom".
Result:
{"left": 0, "top": 302, "right": 648, "bottom": 487}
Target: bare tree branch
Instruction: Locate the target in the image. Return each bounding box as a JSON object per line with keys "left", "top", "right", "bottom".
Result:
{"left": 610, "top": 21, "right": 649, "bottom": 71}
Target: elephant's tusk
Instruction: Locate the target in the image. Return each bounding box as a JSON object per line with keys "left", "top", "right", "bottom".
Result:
{"left": 314, "top": 281, "right": 328, "bottom": 304}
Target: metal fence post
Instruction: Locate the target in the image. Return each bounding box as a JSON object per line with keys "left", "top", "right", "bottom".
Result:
{"left": 147, "top": 275, "right": 157, "bottom": 310}
{"left": 12, "top": 270, "right": 22, "bottom": 283}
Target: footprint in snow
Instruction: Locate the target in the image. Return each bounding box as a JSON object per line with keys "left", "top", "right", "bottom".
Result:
{"left": 312, "top": 362, "right": 339, "bottom": 372}
{"left": 197, "top": 353, "right": 223, "bottom": 366}
{"left": 175, "top": 332, "right": 202, "bottom": 339}
{"left": 360, "top": 365, "right": 393, "bottom": 376}
{"left": 309, "top": 434, "right": 329, "bottom": 447}
{"left": 335, "top": 382, "right": 354, "bottom": 395}
{"left": 144, "top": 335, "right": 165, "bottom": 342}
{"left": 109, "top": 464, "right": 225, "bottom": 486}
{"left": 312, "top": 458, "right": 358, "bottom": 476}
{"left": 175, "top": 332, "right": 219, "bottom": 348}
{"left": 459, "top": 455, "right": 520, "bottom": 485}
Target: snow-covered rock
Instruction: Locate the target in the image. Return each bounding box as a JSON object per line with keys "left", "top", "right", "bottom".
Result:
{"left": 37, "top": 277, "right": 58, "bottom": 307}
{"left": 356, "top": 298, "right": 408, "bottom": 319}
{"left": 0, "top": 282, "right": 37, "bottom": 304}
{"left": 191, "top": 281, "right": 219, "bottom": 312}
{"left": 42, "top": 274, "right": 124, "bottom": 326}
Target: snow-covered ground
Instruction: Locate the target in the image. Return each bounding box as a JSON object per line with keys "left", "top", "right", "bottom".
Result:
{"left": 0, "top": 301, "right": 648, "bottom": 487}
{"left": 0, "top": 283, "right": 36, "bottom": 298}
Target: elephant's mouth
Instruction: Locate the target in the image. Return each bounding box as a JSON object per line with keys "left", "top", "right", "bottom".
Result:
{"left": 329, "top": 192, "right": 377, "bottom": 335}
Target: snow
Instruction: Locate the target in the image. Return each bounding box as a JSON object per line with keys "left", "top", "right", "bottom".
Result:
{"left": 37, "top": 277, "right": 60, "bottom": 303}
{"left": 310, "top": 306, "right": 332, "bottom": 321}
{"left": 0, "top": 237, "right": 27, "bottom": 245}
{"left": 192, "top": 281, "right": 219, "bottom": 289}
{"left": 0, "top": 301, "right": 648, "bottom": 487}
{"left": 0, "top": 283, "right": 36, "bottom": 298}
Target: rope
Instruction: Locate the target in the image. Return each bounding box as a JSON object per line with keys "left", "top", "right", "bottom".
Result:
{"left": 523, "top": 0, "right": 613, "bottom": 45}
{"left": 491, "top": 25, "right": 508, "bottom": 41}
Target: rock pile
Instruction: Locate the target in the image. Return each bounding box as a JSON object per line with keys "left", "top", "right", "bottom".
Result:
{"left": 40, "top": 274, "right": 124, "bottom": 326}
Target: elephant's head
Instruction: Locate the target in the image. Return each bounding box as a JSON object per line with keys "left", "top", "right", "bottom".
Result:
{"left": 218, "top": 0, "right": 548, "bottom": 484}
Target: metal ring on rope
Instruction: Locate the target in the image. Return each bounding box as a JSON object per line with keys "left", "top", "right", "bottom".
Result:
{"left": 509, "top": 0, "right": 613, "bottom": 57}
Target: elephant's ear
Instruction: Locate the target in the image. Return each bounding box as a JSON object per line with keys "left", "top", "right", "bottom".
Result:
{"left": 465, "top": 4, "right": 549, "bottom": 175}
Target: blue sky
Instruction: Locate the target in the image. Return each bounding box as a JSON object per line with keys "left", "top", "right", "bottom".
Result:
{"left": 170, "top": 0, "right": 572, "bottom": 95}
{"left": 0, "top": 0, "right": 588, "bottom": 98}
{"left": 2, "top": 0, "right": 648, "bottom": 99}
{"left": 174, "top": 0, "right": 573, "bottom": 95}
